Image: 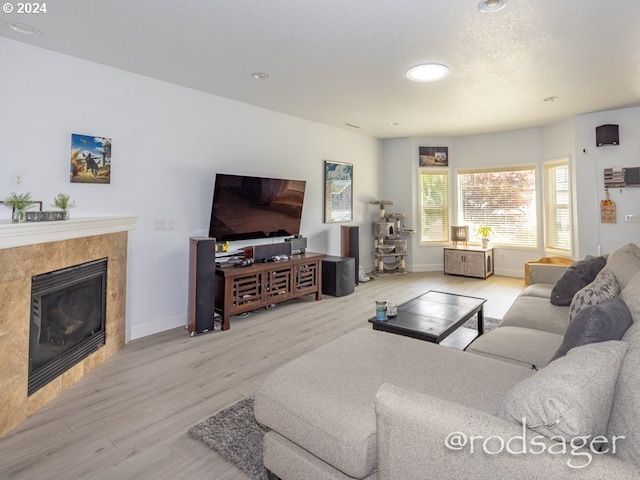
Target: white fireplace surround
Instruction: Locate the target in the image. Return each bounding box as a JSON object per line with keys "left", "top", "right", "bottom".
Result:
{"left": 0, "top": 216, "right": 137, "bottom": 249}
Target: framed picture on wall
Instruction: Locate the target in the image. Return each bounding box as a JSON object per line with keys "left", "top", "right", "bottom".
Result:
{"left": 70, "top": 133, "right": 112, "bottom": 184}
{"left": 323, "top": 160, "right": 353, "bottom": 223}
{"left": 419, "top": 146, "right": 448, "bottom": 167}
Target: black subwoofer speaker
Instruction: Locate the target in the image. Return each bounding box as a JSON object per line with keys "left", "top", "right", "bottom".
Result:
{"left": 188, "top": 237, "right": 216, "bottom": 334}
{"left": 322, "top": 256, "right": 355, "bottom": 297}
{"left": 341, "top": 225, "right": 360, "bottom": 285}
{"left": 596, "top": 124, "right": 619, "bottom": 146}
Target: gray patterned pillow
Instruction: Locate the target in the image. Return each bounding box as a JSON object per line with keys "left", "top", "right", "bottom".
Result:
{"left": 569, "top": 269, "right": 619, "bottom": 321}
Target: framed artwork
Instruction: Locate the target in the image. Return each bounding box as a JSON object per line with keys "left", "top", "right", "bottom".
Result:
{"left": 324, "top": 160, "right": 353, "bottom": 223}
{"left": 70, "top": 133, "right": 112, "bottom": 184}
{"left": 419, "top": 146, "right": 448, "bottom": 167}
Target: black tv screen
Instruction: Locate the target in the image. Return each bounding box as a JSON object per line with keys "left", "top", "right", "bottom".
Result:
{"left": 209, "top": 173, "right": 306, "bottom": 242}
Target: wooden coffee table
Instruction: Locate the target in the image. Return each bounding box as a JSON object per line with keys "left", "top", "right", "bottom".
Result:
{"left": 368, "top": 290, "right": 486, "bottom": 349}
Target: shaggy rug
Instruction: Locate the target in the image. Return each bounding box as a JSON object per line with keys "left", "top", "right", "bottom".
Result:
{"left": 463, "top": 315, "right": 501, "bottom": 331}
{"left": 188, "top": 396, "right": 269, "bottom": 480}
{"left": 188, "top": 318, "right": 501, "bottom": 479}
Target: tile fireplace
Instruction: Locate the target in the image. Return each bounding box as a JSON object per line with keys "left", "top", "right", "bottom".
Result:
{"left": 0, "top": 216, "right": 136, "bottom": 438}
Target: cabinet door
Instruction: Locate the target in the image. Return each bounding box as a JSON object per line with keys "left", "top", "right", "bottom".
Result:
{"left": 295, "top": 261, "right": 318, "bottom": 293}
{"left": 231, "top": 272, "right": 261, "bottom": 308}
{"left": 264, "top": 266, "right": 293, "bottom": 302}
{"left": 444, "top": 250, "right": 465, "bottom": 276}
{"left": 463, "top": 251, "right": 487, "bottom": 278}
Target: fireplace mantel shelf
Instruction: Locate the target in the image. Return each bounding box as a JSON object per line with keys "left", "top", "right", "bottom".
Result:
{"left": 0, "top": 216, "right": 137, "bottom": 250}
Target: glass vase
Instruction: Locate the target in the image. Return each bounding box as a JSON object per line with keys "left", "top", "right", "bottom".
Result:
{"left": 12, "top": 209, "right": 26, "bottom": 223}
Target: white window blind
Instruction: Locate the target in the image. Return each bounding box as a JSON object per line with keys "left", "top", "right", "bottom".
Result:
{"left": 543, "top": 158, "right": 572, "bottom": 254}
{"left": 457, "top": 166, "right": 537, "bottom": 247}
{"left": 419, "top": 169, "right": 448, "bottom": 244}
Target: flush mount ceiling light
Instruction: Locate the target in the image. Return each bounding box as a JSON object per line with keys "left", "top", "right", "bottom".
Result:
{"left": 405, "top": 63, "right": 450, "bottom": 82}
{"left": 6, "top": 22, "right": 41, "bottom": 35}
{"left": 251, "top": 72, "right": 270, "bottom": 80}
{"left": 478, "top": 0, "right": 507, "bottom": 12}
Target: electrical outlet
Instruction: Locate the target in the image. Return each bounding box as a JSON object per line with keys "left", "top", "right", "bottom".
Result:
{"left": 11, "top": 172, "right": 25, "bottom": 188}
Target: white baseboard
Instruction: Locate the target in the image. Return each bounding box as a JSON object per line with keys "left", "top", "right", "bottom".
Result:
{"left": 127, "top": 313, "right": 187, "bottom": 342}
{"left": 408, "top": 263, "right": 444, "bottom": 272}
{"left": 408, "top": 264, "right": 523, "bottom": 278}
{"left": 494, "top": 267, "right": 523, "bottom": 278}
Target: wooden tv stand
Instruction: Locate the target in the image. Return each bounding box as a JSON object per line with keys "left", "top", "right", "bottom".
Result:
{"left": 214, "top": 252, "right": 326, "bottom": 330}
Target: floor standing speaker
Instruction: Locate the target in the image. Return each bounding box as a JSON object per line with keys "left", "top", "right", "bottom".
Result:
{"left": 188, "top": 237, "right": 216, "bottom": 334}
{"left": 341, "top": 225, "right": 360, "bottom": 285}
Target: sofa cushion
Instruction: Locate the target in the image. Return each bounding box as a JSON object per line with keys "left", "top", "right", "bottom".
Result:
{"left": 550, "top": 255, "right": 606, "bottom": 306}
{"left": 519, "top": 282, "right": 554, "bottom": 299}
{"left": 499, "top": 295, "right": 569, "bottom": 335}
{"left": 608, "top": 321, "right": 640, "bottom": 468}
{"left": 568, "top": 269, "right": 620, "bottom": 321}
{"left": 254, "top": 328, "right": 533, "bottom": 479}
{"left": 603, "top": 243, "right": 640, "bottom": 290}
{"left": 466, "top": 326, "right": 563, "bottom": 369}
{"left": 497, "top": 341, "right": 627, "bottom": 441}
{"left": 551, "top": 297, "right": 633, "bottom": 362}
{"left": 620, "top": 271, "right": 640, "bottom": 323}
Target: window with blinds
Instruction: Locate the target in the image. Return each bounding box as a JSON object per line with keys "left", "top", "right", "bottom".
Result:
{"left": 457, "top": 166, "right": 537, "bottom": 247}
{"left": 543, "top": 158, "right": 572, "bottom": 254}
{"left": 418, "top": 169, "right": 448, "bottom": 244}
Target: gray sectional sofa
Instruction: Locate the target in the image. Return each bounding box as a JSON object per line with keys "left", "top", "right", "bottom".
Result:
{"left": 254, "top": 243, "right": 640, "bottom": 480}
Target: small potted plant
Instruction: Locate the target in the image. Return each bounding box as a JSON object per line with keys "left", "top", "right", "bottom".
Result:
{"left": 3, "top": 192, "right": 35, "bottom": 223}
{"left": 476, "top": 225, "right": 494, "bottom": 248}
{"left": 52, "top": 193, "right": 76, "bottom": 220}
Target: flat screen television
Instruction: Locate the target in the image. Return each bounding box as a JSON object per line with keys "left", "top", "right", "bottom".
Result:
{"left": 208, "top": 173, "right": 306, "bottom": 242}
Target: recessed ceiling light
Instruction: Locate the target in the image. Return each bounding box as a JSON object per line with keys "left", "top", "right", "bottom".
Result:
{"left": 405, "top": 64, "right": 450, "bottom": 82}
{"left": 6, "top": 22, "right": 41, "bottom": 35}
{"left": 478, "top": 0, "right": 507, "bottom": 12}
{"left": 251, "top": 72, "right": 270, "bottom": 80}
{"left": 543, "top": 96, "right": 559, "bottom": 103}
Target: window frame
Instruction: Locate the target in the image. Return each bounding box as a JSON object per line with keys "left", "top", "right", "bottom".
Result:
{"left": 543, "top": 157, "right": 573, "bottom": 256}
{"left": 456, "top": 165, "right": 538, "bottom": 248}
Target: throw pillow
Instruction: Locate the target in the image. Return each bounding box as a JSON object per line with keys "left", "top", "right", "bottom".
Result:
{"left": 550, "top": 297, "right": 633, "bottom": 362}
{"left": 568, "top": 269, "right": 619, "bottom": 321}
{"left": 550, "top": 255, "right": 606, "bottom": 306}
{"left": 496, "top": 341, "right": 627, "bottom": 442}
{"left": 620, "top": 271, "right": 640, "bottom": 324}
{"left": 602, "top": 243, "right": 640, "bottom": 290}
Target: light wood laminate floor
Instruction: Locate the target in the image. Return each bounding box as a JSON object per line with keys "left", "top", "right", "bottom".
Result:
{"left": 0, "top": 272, "right": 525, "bottom": 480}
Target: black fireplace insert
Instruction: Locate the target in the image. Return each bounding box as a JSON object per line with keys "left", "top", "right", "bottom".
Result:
{"left": 29, "top": 258, "right": 107, "bottom": 395}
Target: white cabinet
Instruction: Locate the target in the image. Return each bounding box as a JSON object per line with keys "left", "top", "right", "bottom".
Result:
{"left": 444, "top": 247, "right": 494, "bottom": 279}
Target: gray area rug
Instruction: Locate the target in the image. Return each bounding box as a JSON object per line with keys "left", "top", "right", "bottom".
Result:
{"left": 188, "top": 396, "right": 269, "bottom": 480}
{"left": 188, "top": 318, "right": 500, "bottom": 479}
{"left": 463, "top": 315, "right": 501, "bottom": 331}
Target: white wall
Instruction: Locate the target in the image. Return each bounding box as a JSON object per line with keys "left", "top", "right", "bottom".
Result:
{"left": 382, "top": 130, "right": 543, "bottom": 277}
{"left": 0, "top": 38, "right": 382, "bottom": 340}
{"left": 382, "top": 111, "right": 640, "bottom": 278}
{"left": 574, "top": 107, "right": 640, "bottom": 257}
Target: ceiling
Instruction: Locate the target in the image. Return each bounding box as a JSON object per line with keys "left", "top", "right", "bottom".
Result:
{"left": 3, "top": 0, "right": 640, "bottom": 139}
